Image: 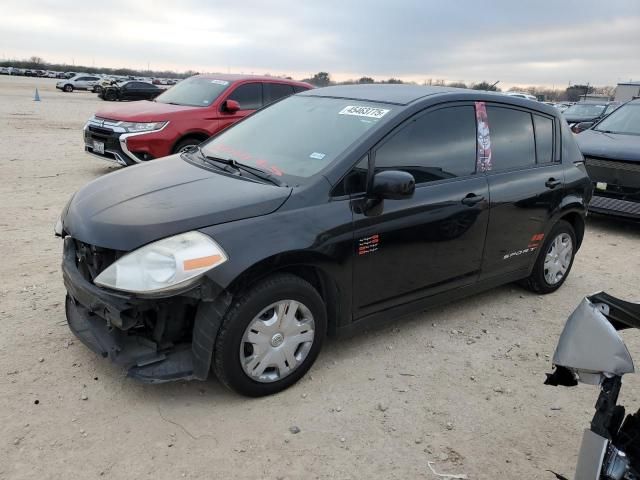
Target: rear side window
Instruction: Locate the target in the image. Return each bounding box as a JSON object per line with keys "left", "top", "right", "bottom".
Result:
{"left": 228, "top": 83, "right": 263, "bottom": 110}
{"left": 486, "top": 107, "right": 535, "bottom": 171}
{"left": 533, "top": 115, "right": 554, "bottom": 163}
{"left": 264, "top": 83, "right": 294, "bottom": 105}
{"left": 293, "top": 85, "right": 309, "bottom": 93}
{"left": 374, "top": 106, "right": 477, "bottom": 183}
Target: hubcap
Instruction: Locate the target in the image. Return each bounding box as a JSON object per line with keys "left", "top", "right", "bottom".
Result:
{"left": 543, "top": 233, "right": 573, "bottom": 285}
{"left": 240, "top": 300, "right": 315, "bottom": 383}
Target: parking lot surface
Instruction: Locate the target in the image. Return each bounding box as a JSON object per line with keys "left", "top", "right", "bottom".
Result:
{"left": 1, "top": 75, "right": 639, "bottom": 479}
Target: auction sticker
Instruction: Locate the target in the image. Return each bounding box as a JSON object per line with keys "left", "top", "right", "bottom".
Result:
{"left": 211, "top": 79, "right": 229, "bottom": 85}
{"left": 339, "top": 105, "right": 390, "bottom": 119}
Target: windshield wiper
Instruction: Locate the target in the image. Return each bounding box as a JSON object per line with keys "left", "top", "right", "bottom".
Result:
{"left": 181, "top": 146, "right": 286, "bottom": 186}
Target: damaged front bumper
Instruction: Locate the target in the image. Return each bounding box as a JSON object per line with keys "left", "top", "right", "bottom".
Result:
{"left": 62, "top": 237, "right": 231, "bottom": 383}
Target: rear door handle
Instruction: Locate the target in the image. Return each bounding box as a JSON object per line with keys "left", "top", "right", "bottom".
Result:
{"left": 461, "top": 193, "right": 485, "bottom": 206}
{"left": 545, "top": 178, "right": 562, "bottom": 189}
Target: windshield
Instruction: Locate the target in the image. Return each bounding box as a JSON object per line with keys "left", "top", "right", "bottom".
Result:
{"left": 155, "top": 77, "right": 230, "bottom": 107}
{"left": 201, "top": 96, "right": 391, "bottom": 182}
{"left": 594, "top": 103, "right": 640, "bottom": 135}
{"left": 564, "top": 103, "right": 606, "bottom": 117}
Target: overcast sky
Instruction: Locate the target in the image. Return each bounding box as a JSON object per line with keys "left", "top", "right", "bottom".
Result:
{"left": 3, "top": 0, "right": 639, "bottom": 87}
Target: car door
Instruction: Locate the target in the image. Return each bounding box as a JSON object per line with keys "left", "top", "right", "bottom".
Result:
{"left": 218, "top": 82, "right": 263, "bottom": 131}
{"left": 479, "top": 103, "right": 564, "bottom": 279}
{"left": 351, "top": 104, "right": 490, "bottom": 318}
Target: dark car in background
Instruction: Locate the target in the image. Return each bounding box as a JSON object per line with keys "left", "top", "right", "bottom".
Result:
{"left": 83, "top": 74, "right": 312, "bottom": 166}
{"left": 98, "top": 81, "right": 162, "bottom": 102}
{"left": 563, "top": 102, "right": 619, "bottom": 133}
{"left": 577, "top": 99, "right": 640, "bottom": 218}
{"left": 59, "top": 85, "right": 592, "bottom": 396}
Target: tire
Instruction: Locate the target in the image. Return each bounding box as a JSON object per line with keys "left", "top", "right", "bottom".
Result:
{"left": 213, "top": 274, "right": 327, "bottom": 397}
{"left": 94, "top": 85, "right": 102, "bottom": 93}
{"left": 63, "top": 84, "right": 73, "bottom": 92}
{"left": 173, "top": 138, "right": 202, "bottom": 154}
{"left": 105, "top": 90, "right": 117, "bottom": 101}
{"left": 522, "top": 220, "right": 576, "bottom": 294}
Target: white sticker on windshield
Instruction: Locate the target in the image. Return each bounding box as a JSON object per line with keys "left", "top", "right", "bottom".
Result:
{"left": 211, "top": 79, "right": 229, "bottom": 85}
{"left": 309, "top": 152, "right": 326, "bottom": 160}
{"left": 339, "top": 105, "right": 390, "bottom": 119}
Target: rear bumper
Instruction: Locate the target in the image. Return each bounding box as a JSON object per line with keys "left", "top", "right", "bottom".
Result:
{"left": 62, "top": 237, "right": 231, "bottom": 383}
{"left": 589, "top": 195, "right": 640, "bottom": 219}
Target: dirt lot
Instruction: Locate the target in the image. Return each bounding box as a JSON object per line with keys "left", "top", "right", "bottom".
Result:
{"left": 1, "top": 75, "right": 639, "bottom": 479}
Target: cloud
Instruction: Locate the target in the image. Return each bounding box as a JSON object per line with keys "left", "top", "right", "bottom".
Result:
{"left": 1, "top": 0, "right": 639, "bottom": 86}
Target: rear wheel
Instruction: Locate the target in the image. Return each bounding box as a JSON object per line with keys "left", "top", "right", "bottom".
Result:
{"left": 213, "top": 274, "right": 327, "bottom": 397}
{"left": 523, "top": 220, "right": 576, "bottom": 294}
{"left": 63, "top": 84, "right": 73, "bottom": 92}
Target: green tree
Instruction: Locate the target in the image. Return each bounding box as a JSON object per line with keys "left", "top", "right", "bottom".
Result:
{"left": 565, "top": 84, "right": 593, "bottom": 102}
{"left": 447, "top": 82, "right": 467, "bottom": 88}
{"left": 357, "top": 76, "right": 374, "bottom": 84}
{"left": 471, "top": 81, "right": 499, "bottom": 91}
{"left": 306, "top": 72, "right": 331, "bottom": 87}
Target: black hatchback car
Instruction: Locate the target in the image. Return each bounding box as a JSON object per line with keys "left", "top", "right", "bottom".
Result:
{"left": 98, "top": 81, "right": 162, "bottom": 101}
{"left": 56, "top": 85, "right": 592, "bottom": 396}
{"left": 577, "top": 99, "right": 640, "bottom": 218}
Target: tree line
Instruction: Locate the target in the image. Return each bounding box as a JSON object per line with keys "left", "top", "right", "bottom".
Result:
{"left": 1, "top": 57, "right": 615, "bottom": 101}
{"left": 301, "top": 72, "right": 615, "bottom": 101}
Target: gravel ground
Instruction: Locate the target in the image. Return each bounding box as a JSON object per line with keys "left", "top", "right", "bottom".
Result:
{"left": 1, "top": 75, "right": 639, "bottom": 480}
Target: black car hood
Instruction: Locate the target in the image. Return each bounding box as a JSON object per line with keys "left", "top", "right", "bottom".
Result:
{"left": 576, "top": 129, "right": 640, "bottom": 162}
{"left": 64, "top": 156, "right": 292, "bottom": 251}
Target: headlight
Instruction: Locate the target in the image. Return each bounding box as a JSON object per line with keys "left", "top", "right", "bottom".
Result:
{"left": 119, "top": 121, "right": 167, "bottom": 133}
{"left": 94, "top": 231, "right": 227, "bottom": 294}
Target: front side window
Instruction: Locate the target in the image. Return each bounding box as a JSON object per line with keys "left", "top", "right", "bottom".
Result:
{"left": 228, "top": 83, "right": 263, "bottom": 110}
{"left": 264, "top": 83, "right": 294, "bottom": 105}
{"left": 486, "top": 107, "right": 536, "bottom": 171}
{"left": 374, "top": 106, "right": 477, "bottom": 183}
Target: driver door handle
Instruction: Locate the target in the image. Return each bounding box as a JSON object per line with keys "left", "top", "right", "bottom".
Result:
{"left": 461, "top": 193, "right": 485, "bottom": 206}
{"left": 545, "top": 178, "right": 562, "bottom": 189}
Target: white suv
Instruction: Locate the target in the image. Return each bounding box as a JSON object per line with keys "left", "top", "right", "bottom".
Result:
{"left": 56, "top": 74, "right": 101, "bottom": 92}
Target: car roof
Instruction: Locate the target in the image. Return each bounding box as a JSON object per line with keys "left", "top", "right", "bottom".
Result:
{"left": 299, "top": 84, "right": 463, "bottom": 105}
{"left": 196, "top": 73, "right": 311, "bottom": 88}
{"left": 297, "top": 84, "right": 559, "bottom": 116}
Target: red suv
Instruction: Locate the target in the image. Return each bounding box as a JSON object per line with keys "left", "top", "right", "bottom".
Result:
{"left": 83, "top": 75, "right": 312, "bottom": 166}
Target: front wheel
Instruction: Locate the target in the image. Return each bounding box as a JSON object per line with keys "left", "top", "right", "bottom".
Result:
{"left": 63, "top": 84, "right": 73, "bottom": 92}
{"left": 523, "top": 220, "right": 576, "bottom": 294}
{"left": 213, "top": 274, "right": 327, "bottom": 397}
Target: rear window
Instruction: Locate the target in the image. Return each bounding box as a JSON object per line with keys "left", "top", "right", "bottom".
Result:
{"left": 264, "top": 83, "right": 295, "bottom": 105}
{"left": 533, "top": 115, "right": 554, "bottom": 163}
{"left": 486, "top": 107, "right": 536, "bottom": 171}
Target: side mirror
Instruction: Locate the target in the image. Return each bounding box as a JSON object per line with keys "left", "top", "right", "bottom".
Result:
{"left": 223, "top": 99, "right": 240, "bottom": 113}
{"left": 371, "top": 170, "right": 415, "bottom": 200}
